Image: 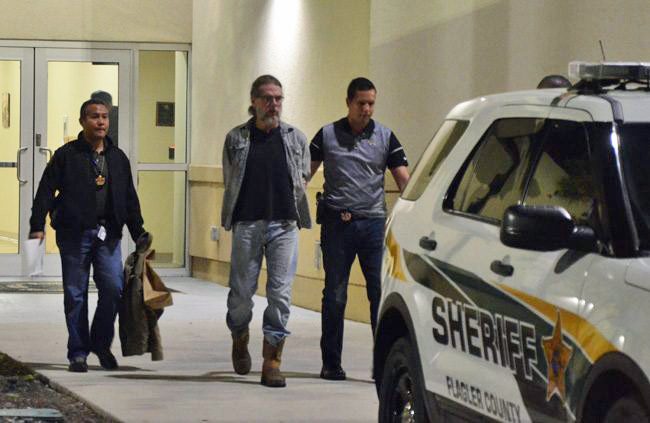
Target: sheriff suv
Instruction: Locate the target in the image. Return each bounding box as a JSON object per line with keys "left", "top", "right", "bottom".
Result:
{"left": 374, "top": 62, "right": 650, "bottom": 423}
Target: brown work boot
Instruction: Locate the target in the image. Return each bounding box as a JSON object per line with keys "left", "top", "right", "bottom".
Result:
{"left": 261, "top": 338, "right": 286, "bottom": 388}
{"left": 231, "top": 330, "right": 251, "bottom": 375}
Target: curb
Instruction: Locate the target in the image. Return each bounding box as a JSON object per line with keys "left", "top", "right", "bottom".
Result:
{"left": 0, "top": 352, "right": 122, "bottom": 423}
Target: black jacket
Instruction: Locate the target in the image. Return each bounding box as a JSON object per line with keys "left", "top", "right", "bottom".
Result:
{"left": 30, "top": 132, "right": 145, "bottom": 241}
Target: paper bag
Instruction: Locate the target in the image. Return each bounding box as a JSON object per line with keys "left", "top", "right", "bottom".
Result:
{"left": 142, "top": 251, "right": 173, "bottom": 309}
{"left": 22, "top": 238, "right": 45, "bottom": 276}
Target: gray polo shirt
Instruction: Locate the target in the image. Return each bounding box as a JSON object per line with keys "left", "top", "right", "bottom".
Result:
{"left": 310, "top": 118, "right": 408, "bottom": 217}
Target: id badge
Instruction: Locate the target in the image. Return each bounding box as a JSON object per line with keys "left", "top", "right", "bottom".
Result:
{"left": 97, "top": 225, "right": 107, "bottom": 241}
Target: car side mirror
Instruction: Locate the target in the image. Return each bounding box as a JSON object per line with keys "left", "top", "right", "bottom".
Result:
{"left": 500, "top": 205, "right": 598, "bottom": 252}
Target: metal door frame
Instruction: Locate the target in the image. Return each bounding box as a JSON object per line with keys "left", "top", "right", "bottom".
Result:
{"left": 0, "top": 48, "right": 34, "bottom": 276}
{"left": 34, "top": 47, "right": 132, "bottom": 276}
{"left": 0, "top": 41, "right": 191, "bottom": 278}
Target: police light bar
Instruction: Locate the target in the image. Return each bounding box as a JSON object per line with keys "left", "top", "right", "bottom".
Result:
{"left": 569, "top": 61, "right": 650, "bottom": 81}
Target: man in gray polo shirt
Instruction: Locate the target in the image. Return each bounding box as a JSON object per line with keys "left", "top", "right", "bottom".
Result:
{"left": 310, "top": 77, "right": 409, "bottom": 380}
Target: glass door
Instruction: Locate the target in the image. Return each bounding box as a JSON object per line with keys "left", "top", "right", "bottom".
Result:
{"left": 136, "top": 49, "right": 189, "bottom": 272}
{"left": 0, "top": 44, "right": 188, "bottom": 277}
{"left": 0, "top": 48, "right": 34, "bottom": 276}
{"left": 34, "top": 48, "right": 132, "bottom": 276}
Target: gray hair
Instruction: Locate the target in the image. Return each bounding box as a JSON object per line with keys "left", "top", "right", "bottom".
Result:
{"left": 248, "top": 75, "right": 282, "bottom": 116}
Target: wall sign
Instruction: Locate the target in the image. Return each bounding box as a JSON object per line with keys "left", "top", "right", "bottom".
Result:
{"left": 156, "top": 101, "right": 175, "bottom": 127}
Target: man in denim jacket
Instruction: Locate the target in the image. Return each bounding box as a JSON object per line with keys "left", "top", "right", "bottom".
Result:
{"left": 221, "top": 75, "right": 311, "bottom": 388}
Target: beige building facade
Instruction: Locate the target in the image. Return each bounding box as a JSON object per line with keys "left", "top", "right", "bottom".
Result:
{"left": 1, "top": 0, "right": 650, "bottom": 322}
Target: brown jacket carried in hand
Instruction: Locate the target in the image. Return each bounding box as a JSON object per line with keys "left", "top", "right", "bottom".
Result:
{"left": 119, "top": 233, "right": 172, "bottom": 360}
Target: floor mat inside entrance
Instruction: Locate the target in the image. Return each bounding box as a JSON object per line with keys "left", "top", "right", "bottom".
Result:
{"left": 0, "top": 281, "right": 96, "bottom": 293}
{"left": 0, "top": 281, "right": 181, "bottom": 294}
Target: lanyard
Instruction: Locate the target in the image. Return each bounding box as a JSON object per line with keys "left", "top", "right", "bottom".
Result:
{"left": 90, "top": 152, "right": 104, "bottom": 176}
{"left": 89, "top": 151, "right": 106, "bottom": 187}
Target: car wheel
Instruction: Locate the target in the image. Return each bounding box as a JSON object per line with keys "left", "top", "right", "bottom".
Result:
{"left": 378, "top": 337, "right": 427, "bottom": 423}
{"left": 603, "top": 395, "right": 648, "bottom": 423}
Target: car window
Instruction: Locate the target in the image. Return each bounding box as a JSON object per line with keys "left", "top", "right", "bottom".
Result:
{"left": 448, "top": 118, "right": 544, "bottom": 222}
{"left": 402, "top": 120, "right": 468, "bottom": 201}
{"left": 619, "top": 123, "right": 650, "bottom": 249}
{"left": 524, "top": 120, "right": 595, "bottom": 225}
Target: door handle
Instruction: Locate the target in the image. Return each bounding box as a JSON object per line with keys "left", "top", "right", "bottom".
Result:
{"left": 16, "top": 147, "right": 28, "bottom": 184}
{"left": 39, "top": 147, "right": 53, "bottom": 162}
{"left": 419, "top": 236, "right": 437, "bottom": 251}
{"left": 490, "top": 260, "right": 514, "bottom": 277}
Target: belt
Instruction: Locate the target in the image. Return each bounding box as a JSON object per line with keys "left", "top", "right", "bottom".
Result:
{"left": 323, "top": 205, "right": 367, "bottom": 222}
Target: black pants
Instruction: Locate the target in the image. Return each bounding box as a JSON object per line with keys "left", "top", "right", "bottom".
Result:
{"left": 320, "top": 212, "right": 385, "bottom": 369}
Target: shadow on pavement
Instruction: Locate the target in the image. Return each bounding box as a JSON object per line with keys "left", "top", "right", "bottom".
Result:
{"left": 26, "top": 362, "right": 151, "bottom": 372}
{"left": 107, "top": 370, "right": 374, "bottom": 385}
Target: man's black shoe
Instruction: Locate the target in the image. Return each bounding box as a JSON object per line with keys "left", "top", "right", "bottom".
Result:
{"left": 320, "top": 366, "right": 346, "bottom": 381}
{"left": 95, "top": 350, "right": 119, "bottom": 370}
{"left": 68, "top": 357, "right": 88, "bottom": 373}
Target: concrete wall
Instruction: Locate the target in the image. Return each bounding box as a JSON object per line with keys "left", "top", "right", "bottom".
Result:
{"left": 370, "top": 0, "right": 650, "bottom": 160}
{"left": 189, "top": 0, "right": 374, "bottom": 321}
{"left": 191, "top": 0, "right": 370, "bottom": 165}
{"left": 0, "top": 0, "right": 191, "bottom": 42}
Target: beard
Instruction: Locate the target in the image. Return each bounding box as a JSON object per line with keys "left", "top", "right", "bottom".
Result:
{"left": 262, "top": 114, "right": 279, "bottom": 126}
{"left": 256, "top": 106, "right": 280, "bottom": 128}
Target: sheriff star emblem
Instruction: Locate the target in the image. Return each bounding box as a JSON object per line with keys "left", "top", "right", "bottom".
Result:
{"left": 542, "top": 311, "right": 573, "bottom": 402}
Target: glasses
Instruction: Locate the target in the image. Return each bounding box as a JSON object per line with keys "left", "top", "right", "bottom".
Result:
{"left": 258, "top": 95, "right": 284, "bottom": 104}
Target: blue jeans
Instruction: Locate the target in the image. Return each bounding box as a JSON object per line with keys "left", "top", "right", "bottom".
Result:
{"left": 226, "top": 220, "right": 298, "bottom": 346}
{"left": 57, "top": 228, "right": 124, "bottom": 361}
{"left": 320, "top": 214, "right": 385, "bottom": 369}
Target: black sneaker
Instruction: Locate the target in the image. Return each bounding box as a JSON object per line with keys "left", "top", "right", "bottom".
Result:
{"left": 320, "top": 366, "right": 346, "bottom": 381}
{"left": 95, "top": 350, "right": 119, "bottom": 370}
{"left": 68, "top": 356, "right": 88, "bottom": 373}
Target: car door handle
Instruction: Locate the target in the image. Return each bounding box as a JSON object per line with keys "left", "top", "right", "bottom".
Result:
{"left": 490, "top": 260, "right": 514, "bottom": 277}
{"left": 419, "top": 236, "right": 437, "bottom": 251}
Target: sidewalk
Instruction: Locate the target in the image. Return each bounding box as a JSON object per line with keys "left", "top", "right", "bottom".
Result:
{"left": 0, "top": 277, "right": 378, "bottom": 422}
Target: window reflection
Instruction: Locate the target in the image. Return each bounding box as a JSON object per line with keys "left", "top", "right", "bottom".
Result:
{"left": 525, "top": 121, "right": 594, "bottom": 225}
{"left": 452, "top": 118, "right": 543, "bottom": 221}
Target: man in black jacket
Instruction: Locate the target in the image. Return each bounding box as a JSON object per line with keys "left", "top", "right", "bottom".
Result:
{"left": 29, "top": 98, "right": 146, "bottom": 373}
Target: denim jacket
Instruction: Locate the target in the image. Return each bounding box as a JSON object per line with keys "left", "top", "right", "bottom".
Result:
{"left": 221, "top": 119, "right": 312, "bottom": 231}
